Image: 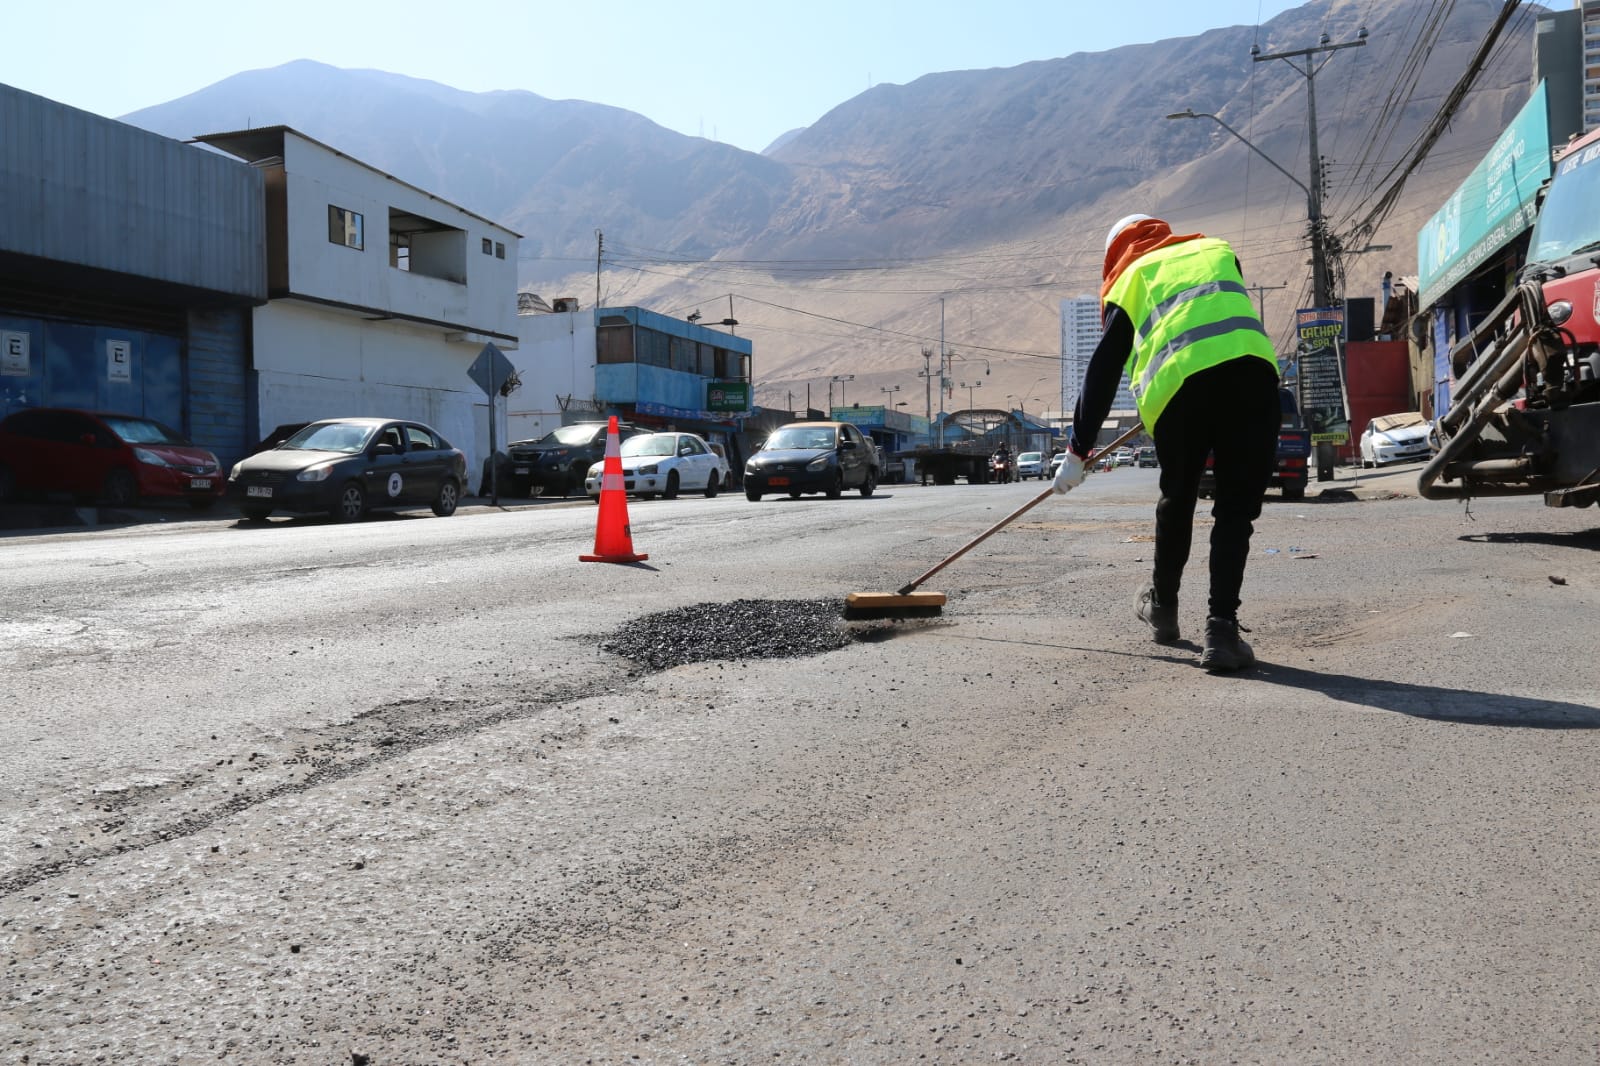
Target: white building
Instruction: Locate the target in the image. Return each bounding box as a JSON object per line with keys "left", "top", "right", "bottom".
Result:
{"left": 1060, "top": 295, "right": 1134, "bottom": 416}
{"left": 509, "top": 294, "right": 600, "bottom": 443}
{"left": 195, "top": 127, "right": 521, "bottom": 475}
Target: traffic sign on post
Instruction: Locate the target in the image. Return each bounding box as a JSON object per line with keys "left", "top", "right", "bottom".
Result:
{"left": 468, "top": 342, "right": 516, "bottom": 397}
{"left": 468, "top": 342, "right": 518, "bottom": 504}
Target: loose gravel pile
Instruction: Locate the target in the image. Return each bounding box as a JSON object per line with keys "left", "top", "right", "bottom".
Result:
{"left": 600, "top": 598, "right": 858, "bottom": 670}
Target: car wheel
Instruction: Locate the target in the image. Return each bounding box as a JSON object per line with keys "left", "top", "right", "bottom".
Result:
{"left": 102, "top": 469, "right": 138, "bottom": 507}
{"left": 432, "top": 477, "right": 460, "bottom": 517}
{"left": 663, "top": 471, "right": 680, "bottom": 500}
{"left": 745, "top": 489, "right": 762, "bottom": 502}
{"left": 1282, "top": 484, "right": 1306, "bottom": 500}
{"left": 860, "top": 469, "right": 877, "bottom": 498}
{"left": 789, "top": 490, "right": 803, "bottom": 499}
{"left": 0, "top": 463, "right": 14, "bottom": 502}
{"left": 825, "top": 471, "right": 843, "bottom": 499}
{"left": 332, "top": 481, "right": 366, "bottom": 522}
{"left": 704, "top": 471, "right": 720, "bottom": 498}
{"left": 241, "top": 505, "right": 272, "bottom": 522}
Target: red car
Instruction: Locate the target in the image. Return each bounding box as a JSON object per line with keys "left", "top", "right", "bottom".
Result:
{"left": 0, "top": 407, "right": 226, "bottom": 509}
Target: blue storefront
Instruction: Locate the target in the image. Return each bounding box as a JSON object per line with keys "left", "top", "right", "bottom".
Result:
{"left": 0, "top": 85, "right": 265, "bottom": 462}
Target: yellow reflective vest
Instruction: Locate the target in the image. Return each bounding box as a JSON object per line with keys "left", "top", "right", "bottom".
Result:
{"left": 1103, "top": 237, "right": 1278, "bottom": 428}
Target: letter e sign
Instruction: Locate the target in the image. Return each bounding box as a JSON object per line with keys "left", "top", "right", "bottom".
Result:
{"left": 1, "top": 331, "right": 28, "bottom": 376}
{"left": 107, "top": 339, "right": 132, "bottom": 383}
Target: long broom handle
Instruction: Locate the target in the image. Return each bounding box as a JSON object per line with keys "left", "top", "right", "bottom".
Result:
{"left": 895, "top": 423, "right": 1146, "bottom": 596}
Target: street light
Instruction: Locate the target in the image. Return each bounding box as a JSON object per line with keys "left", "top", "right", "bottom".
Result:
{"left": 1249, "top": 27, "right": 1366, "bottom": 309}
{"left": 829, "top": 374, "right": 855, "bottom": 409}
{"left": 880, "top": 385, "right": 902, "bottom": 405}
{"left": 1166, "top": 107, "right": 1328, "bottom": 307}
{"left": 959, "top": 380, "right": 983, "bottom": 410}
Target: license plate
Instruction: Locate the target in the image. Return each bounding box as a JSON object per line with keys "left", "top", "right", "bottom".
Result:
{"left": 247, "top": 486, "right": 273, "bottom": 498}
{"left": 514, "top": 466, "right": 529, "bottom": 475}
{"left": 769, "top": 476, "right": 790, "bottom": 486}
{"left": 190, "top": 478, "right": 212, "bottom": 490}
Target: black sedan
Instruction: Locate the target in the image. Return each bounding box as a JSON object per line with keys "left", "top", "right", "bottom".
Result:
{"left": 743, "top": 421, "right": 879, "bottom": 501}
{"left": 502, "top": 421, "right": 633, "bottom": 497}
{"left": 228, "top": 417, "right": 467, "bottom": 522}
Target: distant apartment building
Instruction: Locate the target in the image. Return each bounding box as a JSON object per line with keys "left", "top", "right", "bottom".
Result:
{"left": 1584, "top": 2, "right": 1600, "bottom": 132}
{"left": 1059, "top": 295, "right": 1133, "bottom": 416}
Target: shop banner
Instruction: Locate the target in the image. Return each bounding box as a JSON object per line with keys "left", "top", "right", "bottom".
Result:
{"left": 706, "top": 380, "right": 750, "bottom": 413}
{"left": 1296, "top": 307, "right": 1349, "bottom": 445}
{"left": 1416, "top": 81, "right": 1550, "bottom": 308}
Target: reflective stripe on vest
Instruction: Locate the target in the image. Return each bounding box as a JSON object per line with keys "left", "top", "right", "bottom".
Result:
{"left": 1134, "top": 280, "right": 1252, "bottom": 346}
{"left": 1104, "top": 237, "right": 1276, "bottom": 428}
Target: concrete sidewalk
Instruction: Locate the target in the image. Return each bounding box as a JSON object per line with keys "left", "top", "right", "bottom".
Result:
{"left": 1312, "top": 459, "right": 1427, "bottom": 502}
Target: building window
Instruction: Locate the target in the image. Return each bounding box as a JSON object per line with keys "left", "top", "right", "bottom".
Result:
{"left": 482, "top": 237, "right": 493, "bottom": 255}
{"left": 597, "top": 324, "right": 634, "bottom": 364}
{"left": 495, "top": 242, "right": 506, "bottom": 259}
{"left": 387, "top": 208, "right": 466, "bottom": 284}
{"left": 328, "top": 206, "right": 364, "bottom": 250}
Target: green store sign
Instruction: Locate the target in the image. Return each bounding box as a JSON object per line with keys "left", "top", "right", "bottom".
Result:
{"left": 1417, "top": 81, "right": 1550, "bottom": 309}
{"left": 706, "top": 381, "right": 750, "bottom": 412}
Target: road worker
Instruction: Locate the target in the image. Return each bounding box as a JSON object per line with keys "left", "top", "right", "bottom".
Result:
{"left": 1053, "top": 214, "right": 1280, "bottom": 672}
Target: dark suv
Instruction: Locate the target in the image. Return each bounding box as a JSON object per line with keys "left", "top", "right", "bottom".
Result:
{"left": 502, "top": 422, "right": 634, "bottom": 497}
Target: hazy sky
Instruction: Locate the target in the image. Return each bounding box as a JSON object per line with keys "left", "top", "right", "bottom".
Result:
{"left": 10, "top": 0, "right": 1336, "bottom": 154}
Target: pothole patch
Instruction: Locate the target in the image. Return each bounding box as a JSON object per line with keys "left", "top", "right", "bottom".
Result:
{"left": 600, "top": 598, "right": 873, "bottom": 670}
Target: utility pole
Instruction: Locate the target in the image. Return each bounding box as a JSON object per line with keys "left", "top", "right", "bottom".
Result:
{"left": 1255, "top": 29, "right": 1366, "bottom": 481}
{"left": 938, "top": 299, "right": 948, "bottom": 448}
{"left": 594, "top": 230, "right": 603, "bottom": 311}
{"left": 921, "top": 347, "right": 934, "bottom": 434}
{"left": 1244, "top": 282, "right": 1288, "bottom": 330}
{"left": 1253, "top": 29, "right": 1366, "bottom": 310}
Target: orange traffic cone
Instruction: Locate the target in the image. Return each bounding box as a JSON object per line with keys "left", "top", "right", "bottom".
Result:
{"left": 580, "top": 416, "right": 649, "bottom": 563}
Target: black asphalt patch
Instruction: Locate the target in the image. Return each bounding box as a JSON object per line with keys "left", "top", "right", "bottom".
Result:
{"left": 600, "top": 598, "right": 863, "bottom": 670}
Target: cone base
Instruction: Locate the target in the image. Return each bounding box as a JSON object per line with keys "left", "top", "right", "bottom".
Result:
{"left": 579, "top": 552, "right": 649, "bottom": 563}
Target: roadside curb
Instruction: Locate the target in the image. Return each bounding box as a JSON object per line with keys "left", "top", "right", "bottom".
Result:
{"left": 1311, "top": 462, "right": 1424, "bottom": 502}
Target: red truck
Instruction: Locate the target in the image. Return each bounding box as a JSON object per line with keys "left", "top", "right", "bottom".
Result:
{"left": 1420, "top": 125, "right": 1600, "bottom": 508}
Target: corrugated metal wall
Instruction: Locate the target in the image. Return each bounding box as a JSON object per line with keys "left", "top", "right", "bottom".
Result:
{"left": 0, "top": 84, "right": 265, "bottom": 302}
{"left": 186, "top": 308, "right": 251, "bottom": 467}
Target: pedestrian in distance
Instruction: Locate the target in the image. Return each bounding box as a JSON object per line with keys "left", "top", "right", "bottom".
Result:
{"left": 1052, "top": 213, "right": 1281, "bottom": 672}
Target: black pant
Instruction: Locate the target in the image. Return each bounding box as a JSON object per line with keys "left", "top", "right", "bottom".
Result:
{"left": 1149, "top": 358, "right": 1280, "bottom": 621}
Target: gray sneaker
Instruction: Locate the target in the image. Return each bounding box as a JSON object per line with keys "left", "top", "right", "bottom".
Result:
{"left": 1136, "top": 583, "right": 1180, "bottom": 644}
{"left": 1200, "top": 617, "right": 1256, "bottom": 672}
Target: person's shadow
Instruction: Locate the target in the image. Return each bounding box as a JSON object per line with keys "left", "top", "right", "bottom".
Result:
{"left": 1250, "top": 660, "right": 1600, "bottom": 729}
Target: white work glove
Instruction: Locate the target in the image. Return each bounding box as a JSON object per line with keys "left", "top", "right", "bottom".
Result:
{"left": 1052, "top": 452, "right": 1087, "bottom": 495}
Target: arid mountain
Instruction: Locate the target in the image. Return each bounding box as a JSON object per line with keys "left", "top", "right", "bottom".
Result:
{"left": 122, "top": 0, "right": 1537, "bottom": 412}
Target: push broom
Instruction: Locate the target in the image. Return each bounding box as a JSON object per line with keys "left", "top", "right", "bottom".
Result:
{"left": 842, "top": 423, "right": 1145, "bottom": 621}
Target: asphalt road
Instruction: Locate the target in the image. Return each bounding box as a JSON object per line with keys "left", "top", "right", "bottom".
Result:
{"left": 4, "top": 464, "right": 1599, "bottom": 1063}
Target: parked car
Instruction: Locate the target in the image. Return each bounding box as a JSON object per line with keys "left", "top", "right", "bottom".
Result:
{"left": 583, "top": 431, "right": 727, "bottom": 499}
{"left": 707, "top": 442, "right": 735, "bottom": 488}
{"left": 1047, "top": 452, "right": 1067, "bottom": 478}
{"left": 743, "top": 421, "right": 879, "bottom": 501}
{"left": 1360, "top": 412, "right": 1433, "bottom": 467}
{"left": 1136, "top": 447, "right": 1158, "bottom": 468}
{"left": 1016, "top": 451, "right": 1045, "bottom": 479}
{"left": 246, "top": 422, "right": 311, "bottom": 456}
{"left": 227, "top": 417, "right": 466, "bottom": 522}
{"left": 1112, "top": 447, "right": 1136, "bottom": 467}
{"left": 0, "top": 407, "right": 225, "bottom": 508}
{"left": 503, "top": 422, "right": 633, "bottom": 497}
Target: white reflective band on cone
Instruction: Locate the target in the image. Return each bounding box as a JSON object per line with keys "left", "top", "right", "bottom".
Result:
{"left": 603, "top": 472, "right": 624, "bottom": 491}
